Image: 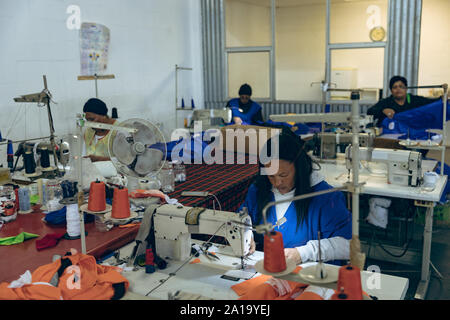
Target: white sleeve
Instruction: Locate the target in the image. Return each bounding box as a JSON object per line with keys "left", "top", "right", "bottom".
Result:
{"left": 296, "top": 237, "right": 349, "bottom": 263}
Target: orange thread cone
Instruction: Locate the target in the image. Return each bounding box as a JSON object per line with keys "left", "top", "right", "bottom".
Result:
{"left": 88, "top": 180, "right": 106, "bottom": 212}
{"left": 111, "top": 187, "right": 131, "bottom": 219}
{"left": 263, "top": 231, "right": 287, "bottom": 273}
{"left": 332, "top": 265, "right": 363, "bottom": 300}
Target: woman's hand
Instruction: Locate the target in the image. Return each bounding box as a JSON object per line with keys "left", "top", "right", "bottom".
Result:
{"left": 233, "top": 116, "right": 243, "bottom": 125}
{"left": 83, "top": 155, "right": 110, "bottom": 162}
{"left": 284, "top": 248, "right": 302, "bottom": 265}
{"left": 382, "top": 108, "right": 396, "bottom": 119}
{"left": 248, "top": 236, "right": 256, "bottom": 255}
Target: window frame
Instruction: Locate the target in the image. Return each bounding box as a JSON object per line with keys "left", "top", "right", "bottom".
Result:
{"left": 222, "top": 0, "right": 390, "bottom": 103}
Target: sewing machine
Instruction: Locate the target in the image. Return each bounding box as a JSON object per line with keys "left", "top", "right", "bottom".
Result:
{"left": 152, "top": 204, "right": 252, "bottom": 268}
{"left": 319, "top": 132, "right": 375, "bottom": 159}
{"left": 345, "top": 146, "right": 422, "bottom": 187}
{"left": 189, "top": 108, "right": 232, "bottom": 130}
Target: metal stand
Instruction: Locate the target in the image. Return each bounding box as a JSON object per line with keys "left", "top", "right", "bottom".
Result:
{"left": 175, "top": 65, "right": 193, "bottom": 128}
{"left": 77, "top": 74, "right": 115, "bottom": 98}
{"left": 13, "top": 75, "right": 60, "bottom": 176}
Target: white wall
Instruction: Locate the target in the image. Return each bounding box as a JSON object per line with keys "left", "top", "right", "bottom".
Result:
{"left": 418, "top": 0, "right": 450, "bottom": 97}
{"left": 0, "top": 0, "right": 204, "bottom": 150}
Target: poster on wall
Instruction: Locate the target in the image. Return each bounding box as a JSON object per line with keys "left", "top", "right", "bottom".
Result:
{"left": 79, "top": 22, "right": 110, "bottom": 76}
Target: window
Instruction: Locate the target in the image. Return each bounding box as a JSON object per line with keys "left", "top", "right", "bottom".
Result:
{"left": 330, "top": 48, "right": 384, "bottom": 100}
{"left": 223, "top": 0, "right": 388, "bottom": 102}
{"left": 228, "top": 51, "right": 271, "bottom": 98}
{"left": 225, "top": 0, "right": 271, "bottom": 47}
{"left": 328, "top": 0, "right": 387, "bottom": 101}
{"left": 330, "top": 0, "right": 388, "bottom": 44}
{"left": 225, "top": 0, "right": 272, "bottom": 99}
{"left": 275, "top": 0, "right": 326, "bottom": 101}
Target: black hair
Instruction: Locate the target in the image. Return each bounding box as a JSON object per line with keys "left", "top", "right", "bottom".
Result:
{"left": 254, "top": 127, "right": 317, "bottom": 230}
{"left": 389, "top": 76, "right": 408, "bottom": 90}
{"left": 239, "top": 83, "right": 252, "bottom": 96}
{"left": 83, "top": 98, "right": 108, "bottom": 116}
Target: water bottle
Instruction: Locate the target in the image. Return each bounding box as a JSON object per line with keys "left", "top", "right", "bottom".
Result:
{"left": 159, "top": 162, "right": 175, "bottom": 193}
{"left": 173, "top": 160, "right": 186, "bottom": 183}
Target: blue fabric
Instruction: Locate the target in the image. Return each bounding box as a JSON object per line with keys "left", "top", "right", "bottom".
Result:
{"left": 390, "top": 99, "right": 447, "bottom": 130}
{"left": 154, "top": 135, "right": 211, "bottom": 163}
{"left": 227, "top": 98, "right": 263, "bottom": 126}
{"left": 240, "top": 181, "right": 352, "bottom": 265}
{"left": 44, "top": 206, "right": 94, "bottom": 225}
{"left": 381, "top": 99, "right": 447, "bottom": 140}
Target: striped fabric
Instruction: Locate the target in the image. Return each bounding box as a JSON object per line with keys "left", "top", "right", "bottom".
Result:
{"left": 168, "top": 153, "right": 259, "bottom": 213}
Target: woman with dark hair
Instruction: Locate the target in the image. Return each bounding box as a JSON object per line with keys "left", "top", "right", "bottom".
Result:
{"left": 82, "top": 98, "right": 117, "bottom": 162}
{"left": 225, "top": 83, "right": 264, "bottom": 126}
{"left": 367, "top": 75, "right": 440, "bottom": 127}
{"left": 240, "top": 128, "right": 352, "bottom": 265}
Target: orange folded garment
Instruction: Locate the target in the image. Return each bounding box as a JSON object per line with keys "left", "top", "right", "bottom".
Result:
{"left": 129, "top": 189, "right": 166, "bottom": 200}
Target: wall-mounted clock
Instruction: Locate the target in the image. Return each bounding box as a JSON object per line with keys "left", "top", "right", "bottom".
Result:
{"left": 369, "top": 26, "right": 386, "bottom": 42}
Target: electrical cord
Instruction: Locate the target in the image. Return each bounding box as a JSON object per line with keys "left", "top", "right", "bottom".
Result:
{"left": 207, "top": 193, "right": 222, "bottom": 212}
{"left": 144, "top": 222, "right": 226, "bottom": 297}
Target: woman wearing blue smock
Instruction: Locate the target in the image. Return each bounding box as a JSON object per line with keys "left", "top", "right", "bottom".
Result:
{"left": 240, "top": 129, "right": 352, "bottom": 265}
{"left": 226, "top": 83, "right": 263, "bottom": 126}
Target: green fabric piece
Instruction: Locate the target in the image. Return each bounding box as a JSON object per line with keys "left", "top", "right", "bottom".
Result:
{"left": 0, "top": 232, "right": 40, "bottom": 246}
{"left": 30, "top": 195, "right": 40, "bottom": 205}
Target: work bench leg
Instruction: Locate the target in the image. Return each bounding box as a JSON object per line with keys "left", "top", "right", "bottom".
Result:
{"left": 414, "top": 204, "right": 434, "bottom": 300}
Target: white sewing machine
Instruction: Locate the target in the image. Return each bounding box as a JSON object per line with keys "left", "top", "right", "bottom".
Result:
{"left": 345, "top": 146, "right": 422, "bottom": 187}
{"left": 319, "top": 132, "right": 375, "bottom": 159}
{"left": 189, "top": 108, "right": 233, "bottom": 130}
{"left": 153, "top": 204, "right": 253, "bottom": 267}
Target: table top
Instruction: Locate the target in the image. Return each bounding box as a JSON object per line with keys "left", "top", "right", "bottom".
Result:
{"left": 319, "top": 160, "right": 447, "bottom": 202}
{"left": 0, "top": 158, "right": 259, "bottom": 284}
{"left": 115, "top": 242, "right": 408, "bottom": 300}
{"left": 0, "top": 210, "right": 139, "bottom": 283}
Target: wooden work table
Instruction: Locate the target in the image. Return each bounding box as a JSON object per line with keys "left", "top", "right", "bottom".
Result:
{"left": 0, "top": 208, "right": 139, "bottom": 283}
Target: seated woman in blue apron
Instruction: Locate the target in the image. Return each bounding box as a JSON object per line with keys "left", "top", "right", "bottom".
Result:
{"left": 82, "top": 98, "right": 117, "bottom": 162}
{"left": 240, "top": 129, "right": 352, "bottom": 265}
{"left": 225, "top": 83, "right": 264, "bottom": 126}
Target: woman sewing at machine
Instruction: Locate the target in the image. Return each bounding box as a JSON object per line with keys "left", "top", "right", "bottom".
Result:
{"left": 225, "top": 83, "right": 264, "bottom": 126}
{"left": 367, "top": 75, "right": 440, "bottom": 127}
{"left": 240, "top": 128, "right": 352, "bottom": 266}
{"left": 82, "top": 98, "right": 117, "bottom": 162}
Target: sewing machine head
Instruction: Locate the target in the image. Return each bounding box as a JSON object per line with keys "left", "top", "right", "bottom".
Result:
{"left": 345, "top": 146, "right": 422, "bottom": 187}
{"left": 319, "top": 132, "right": 375, "bottom": 159}
{"left": 190, "top": 109, "right": 233, "bottom": 130}
{"left": 153, "top": 204, "right": 253, "bottom": 264}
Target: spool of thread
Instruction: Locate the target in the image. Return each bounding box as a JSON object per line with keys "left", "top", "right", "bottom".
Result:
{"left": 332, "top": 265, "right": 363, "bottom": 300}
{"left": 14, "top": 188, "right": 19, "bottom": 211}
{"left": 4, "top": 204, "right": 15, "bottom": 216}
{"left": 7, "top": 140, "right": 14, "bottom": 169}
{"left": 61, "top": 180, "right": 77, "bottom": 199}
{"left": 263, "top": 231, "right": 287, "bottom": 273}
{"left": 66, "top": 204, "right": 81, "bottom": 238}
{"left": 18, "top": 187, "right": 32, "bottom": 213}
{"left": 37, "top": 179, "right": 44, "bottom": 204}
{"left": 24, "top": 151, "right": 36, "bottom": 174}
{"left": 112, "top": 107, "right": 118, "bottom": 119}
{"left": 423, "top": 171, "right": 438, "bottom": 187}
{"left": 111, "top": 187, "right": 131, "bottom": 219}
{"left": 40, "top": 147, "right": 51, "bottom": 169}
{"left": 88, "top": 180, "right": 106, "bottom": 212}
